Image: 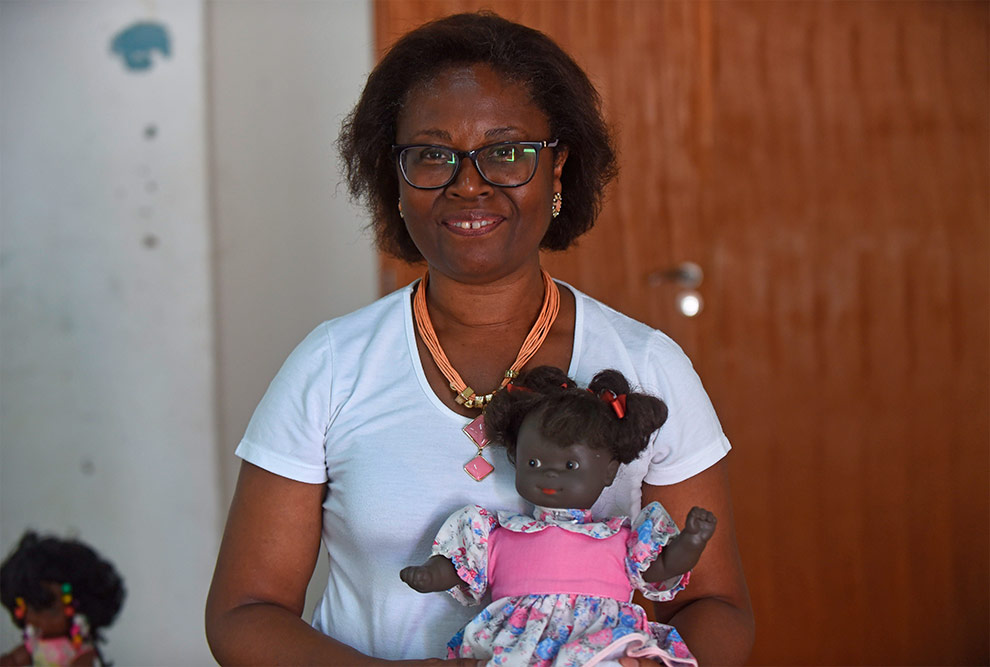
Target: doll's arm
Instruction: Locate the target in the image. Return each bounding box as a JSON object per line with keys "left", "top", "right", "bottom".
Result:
{"left": 0, "top": 644, "right": 31, "bottom": 666}
{"left": 400, "top": 554, "right": 463, "bottom": 593}
{"left": 68, "top": 647, "right": 97, "bottom": 667}
{"left": 642, "top": 506, "right": 717, "bottom": 583}
{"left": 645, "top": 461, "right": 754, "bottom": 665}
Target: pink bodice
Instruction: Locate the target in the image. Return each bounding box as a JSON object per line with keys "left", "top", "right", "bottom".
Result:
{"left": 488, "top": 525, "right": 633, "bottom": 601}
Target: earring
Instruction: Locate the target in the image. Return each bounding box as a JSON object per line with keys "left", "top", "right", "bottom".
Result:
{"left": 70, "top": 613, "right": 89, "bottom": 647}
{"left": 551, "top": 192, "right": 562, "bottom": 218}
{"left": 398, "top": 200, "right": 404, "bottom": 219}
{"left": 61, "top": 583, "right": 74, "bottom": 616}
{"left": 14, "top": 597, "right": 26, "bottom": 620}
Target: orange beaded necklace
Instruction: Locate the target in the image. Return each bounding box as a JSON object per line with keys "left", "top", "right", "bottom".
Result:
{"left": 413, "top": 269, "right": 560, "bottom": 480}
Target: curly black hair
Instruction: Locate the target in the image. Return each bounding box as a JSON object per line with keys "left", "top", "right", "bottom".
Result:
{"left": 1, "top": 532, "right": 124, "bottom": 650}
{"left": 338, "top": 11, "right": 618, "bottom": 263}
{"left": 484, "top": 366, "right": 668, "bottom": 466}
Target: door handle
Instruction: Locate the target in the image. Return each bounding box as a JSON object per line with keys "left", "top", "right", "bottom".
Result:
{"left": 647, "top": 261, "right": 703, "bottom": 289}
{"left": 647, "top": 262, "right": 704, "bottom": 317}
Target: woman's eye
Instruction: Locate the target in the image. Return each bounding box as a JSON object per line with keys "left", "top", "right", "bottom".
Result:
{"left": 565, "top": 460, "right": 580, "bottom": 470}
{"left": 528, "top": 459, "right": 541, "bottom": 468}
{"left": 487, "top": 145, "right": 518, "bottom": 162}
{"left": 419, "top": 148, "right": 452, "bottom": 164}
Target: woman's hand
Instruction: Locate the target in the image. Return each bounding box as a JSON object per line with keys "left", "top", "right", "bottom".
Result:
{"left": 394, "top": 661, "right": 481, "bottom": 667}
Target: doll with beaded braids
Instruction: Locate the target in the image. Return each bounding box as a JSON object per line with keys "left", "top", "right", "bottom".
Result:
{"left": 401, "top": 366, "right": 717, "bottom": 666}
{"left": 0, "top": 532, "right": 124, "bottom": 666}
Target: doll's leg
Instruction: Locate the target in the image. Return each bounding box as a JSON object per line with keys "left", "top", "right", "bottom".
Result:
{"left": 400, "top": 554, "right": 462, "bottom": 593}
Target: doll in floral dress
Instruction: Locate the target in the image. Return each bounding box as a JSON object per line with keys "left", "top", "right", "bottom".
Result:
{"left": 401, "top": 366, "right": 717, "bottom": 666}
{"left": 0, "top": 532, "right": 124, "bottom": 666}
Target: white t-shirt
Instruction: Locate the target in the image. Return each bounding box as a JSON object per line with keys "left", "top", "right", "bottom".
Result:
{"left": 235, "top": 280, "right": 730, "bottom": 659}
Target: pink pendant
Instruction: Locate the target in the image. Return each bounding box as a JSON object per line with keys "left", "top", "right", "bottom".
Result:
{"left": 462, "top": 414, "right": 489, "bottom": 448}
{"left": 464, "top": 454, "right": 494, "bottom": 481}
{"left": 463, "top": 414, "right": 493, "bottom": 481}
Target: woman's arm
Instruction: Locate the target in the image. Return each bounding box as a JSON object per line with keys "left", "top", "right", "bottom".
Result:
{"left": 206, "top": 464, "right": 481, "bottom": 667}
{"left": 644, "top": 458, "right": 755, "bottom": 665}
{"left": 205, "top": 461, "right": 380, "bottom": 664}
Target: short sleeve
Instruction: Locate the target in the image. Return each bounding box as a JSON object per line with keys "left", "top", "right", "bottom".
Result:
{"left": 626, "top": 501, "right": 690, "bottom": 602}
{"left": 234, "top": 324, "right": 333, "bottom": 484}
{"left": 430, "top": 505, "right": 498, "bottom": 606}
{"left": 643, "top": 335, "right": 731, "bottom": 486}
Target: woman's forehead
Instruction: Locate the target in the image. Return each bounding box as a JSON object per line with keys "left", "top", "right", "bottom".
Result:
{"left": 397, "top": 64, "right": 548, "bottom": 142}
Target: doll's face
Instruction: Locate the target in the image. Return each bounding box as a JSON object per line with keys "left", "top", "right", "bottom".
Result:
{"left": 20, "top": 582, "right": 72, "bottom": 638}
{"left": 514, "top": 410, "right": 620, "bottom": 509}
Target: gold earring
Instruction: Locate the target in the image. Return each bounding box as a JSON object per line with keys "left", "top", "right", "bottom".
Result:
{"left": 398, "top": 200, "right": 404, "bottom": 219}
{"left": 551, "top": 192, "right": 562, "bottom": 218}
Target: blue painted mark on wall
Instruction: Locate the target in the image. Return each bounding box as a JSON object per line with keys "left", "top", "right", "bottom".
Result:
{"left": 111, "top": 22, "right": 171, "bottom": 71}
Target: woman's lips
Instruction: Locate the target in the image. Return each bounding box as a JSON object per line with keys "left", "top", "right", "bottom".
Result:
{"left": 442, "top": 212, "right": 503, "bottom": 233}
{"left": 449, "top": 219, "right": 497, "bottom": 230}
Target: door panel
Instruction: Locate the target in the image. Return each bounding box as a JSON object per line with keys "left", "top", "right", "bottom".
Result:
{"left": 375, "top": 2, "right": 989, "bottom": 663}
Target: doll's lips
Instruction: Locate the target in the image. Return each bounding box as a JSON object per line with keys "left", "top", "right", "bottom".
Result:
{"left": 540, "top": 488, "right": 558, "bottom": 495}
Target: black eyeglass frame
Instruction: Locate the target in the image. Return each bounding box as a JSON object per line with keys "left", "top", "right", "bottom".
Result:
{"left": 392, "top": 139, "right": 560, "bottom": 189}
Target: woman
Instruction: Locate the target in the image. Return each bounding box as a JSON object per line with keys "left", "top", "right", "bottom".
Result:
{"left": 205, "top": 11, "right": 753, "bottom": 665}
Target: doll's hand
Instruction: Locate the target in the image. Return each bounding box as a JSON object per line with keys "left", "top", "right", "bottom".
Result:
{"left": 683, "top": 506, "right": 717, "bottom": 543}
{"left": 399, "top": 564, "right": 436, "bottom": 592}
{"left": 0, "top": 644, "right": 31, "bottom": 666}
{"left": 399, "top": 555, "right": 461, "bottom": 593}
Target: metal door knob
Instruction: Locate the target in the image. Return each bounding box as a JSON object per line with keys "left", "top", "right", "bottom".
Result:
{"left": 647, "top": 262, "right": 704, "bottom": 317}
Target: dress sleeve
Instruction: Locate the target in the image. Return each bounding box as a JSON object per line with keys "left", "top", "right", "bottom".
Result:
{"left": 430, "top": 504, "right": 498, "bottom": 606}
{"left": 626, "top": 501, "right": 691, "bottom": 602}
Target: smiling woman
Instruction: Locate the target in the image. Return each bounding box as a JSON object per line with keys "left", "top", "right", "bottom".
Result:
{"left": 205, "top": 11, "right": 752, "bottom": 665}
{"left": 393, "top": 63, "right": 566, "bottom": 285}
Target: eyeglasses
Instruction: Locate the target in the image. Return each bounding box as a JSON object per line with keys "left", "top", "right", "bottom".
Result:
{"left": 393, "top": 139, "right": 559, "bottom": 189}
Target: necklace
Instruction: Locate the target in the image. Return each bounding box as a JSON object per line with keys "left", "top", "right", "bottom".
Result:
{"left": 413, "top": 269, "right": 560, "bottom": 480}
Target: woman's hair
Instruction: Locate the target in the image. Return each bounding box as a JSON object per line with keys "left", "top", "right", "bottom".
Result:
{"left": 0, "top": 531, "right": 125, "bottom": 644}
{"left": 338, "top": 11, "right": 618, "bottom": 262}
{"left": 484, "top": 366, "right": 668, "bottom": 465}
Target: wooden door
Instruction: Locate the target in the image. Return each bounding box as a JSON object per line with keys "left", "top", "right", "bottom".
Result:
{"left": 375, "top": 2, "right": 990, "bottom": 664}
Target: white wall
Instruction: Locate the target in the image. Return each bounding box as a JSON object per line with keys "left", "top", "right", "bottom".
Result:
{"left": 206, "top": 0, "right": 376, "bottom": 621}
{"left": 207, "top": 0, "right": 376, "bottom": 508}
{"left": 0, "top": 1, "right": 219, "bottom": 663}
{"left": 1, "top": 0, "right": 376, "bottom": 663}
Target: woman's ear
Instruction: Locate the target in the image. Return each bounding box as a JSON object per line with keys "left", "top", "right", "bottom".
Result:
{"left": 603, "top": 459, "right": 620, "bottom": 487}
{"left": 552, "top": 145, "right": 569, "bottom": 192}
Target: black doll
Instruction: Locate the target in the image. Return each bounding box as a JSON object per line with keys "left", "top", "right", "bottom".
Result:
{"left": 0, "top": 532, "right": 124, "bottom": 666}
{"left": 401, "top": 366, "right": 717, "bottom": 665}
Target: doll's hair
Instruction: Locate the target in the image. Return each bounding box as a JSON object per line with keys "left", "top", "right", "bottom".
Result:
{"left": 484, "top": 366, "right": 668, "bottom": 465}
{"left": 0, "top": 531, "right": 124, "bottom": 647}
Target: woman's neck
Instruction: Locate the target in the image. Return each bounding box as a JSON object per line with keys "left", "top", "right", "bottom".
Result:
{"left": 424, "top": 264, "right": 547, "bottom": 333}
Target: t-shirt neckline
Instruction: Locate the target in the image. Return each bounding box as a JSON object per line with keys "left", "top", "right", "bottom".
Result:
{"left": 402, "top": 277, "right": 583, "bottom": 423}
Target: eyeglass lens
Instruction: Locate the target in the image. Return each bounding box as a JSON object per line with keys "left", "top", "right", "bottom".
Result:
{"left": 399, "top": 143, "right": 541, "bottom": 188}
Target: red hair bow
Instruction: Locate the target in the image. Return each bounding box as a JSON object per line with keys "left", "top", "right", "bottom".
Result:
{"left": 600, "top": 390, "right": 626, "bottom": 419}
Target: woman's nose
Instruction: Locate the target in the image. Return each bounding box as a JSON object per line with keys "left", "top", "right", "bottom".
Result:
{"left": 445, "top": 156, "right": 493, "bottom": 198}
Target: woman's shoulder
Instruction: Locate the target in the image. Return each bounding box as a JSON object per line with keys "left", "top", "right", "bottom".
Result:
{"left": 272, "top": 282, "right": 415, "bottom": 380}
{"left": 320, "top": 281, "right": 415, "bottom": 335}
{"left": 561, "top": 281, "right": 690, "bottom": 368}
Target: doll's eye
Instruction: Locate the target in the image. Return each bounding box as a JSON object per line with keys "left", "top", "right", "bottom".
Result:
{"left": 565, "top": 460, "right": 580, "bottom": 470}
{"left": 528, "top": 458, "right": 541, "bottom": 468}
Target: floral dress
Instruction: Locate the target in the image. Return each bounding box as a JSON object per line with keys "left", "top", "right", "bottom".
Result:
{"left": 23, "top": 625, "right": 98, "bottom": 666}
{"left": 432, "top": 502, "right": 698, "bottom": 667}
